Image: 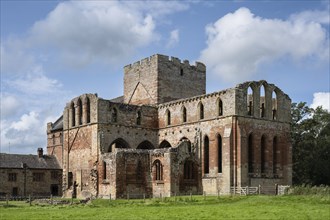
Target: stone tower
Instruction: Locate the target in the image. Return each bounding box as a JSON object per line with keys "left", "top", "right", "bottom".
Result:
{"left": 123, "top": 54, "right": 206, "bottom": 105}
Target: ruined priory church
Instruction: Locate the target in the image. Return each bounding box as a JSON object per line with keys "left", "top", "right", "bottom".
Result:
{"left": 47, "top": 54, "right": 292, "bottom": 199}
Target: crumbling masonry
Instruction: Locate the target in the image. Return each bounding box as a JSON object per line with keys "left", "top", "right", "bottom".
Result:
{"left": 47, "top": 54, "right": 292, "bottom": 199}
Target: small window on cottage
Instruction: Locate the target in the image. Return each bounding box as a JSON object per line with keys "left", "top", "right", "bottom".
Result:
{"left": 33, "top": 173, "right": 44, "bottom": 182}
{"left": 8, "top": 173, "right": 17, "bottom": 182}
{"left": 111, "top": 108, "right": 118, "bottom": 123}
{"left": 51, "top": 171, "right": 58, "bottom": 180}
{"left": 136, "top": 111, "right": 141, "bottom": 125}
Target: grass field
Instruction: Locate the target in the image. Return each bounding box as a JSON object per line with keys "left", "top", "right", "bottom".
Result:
{"left": 0, "top": 195, "right": 329, "bottom": 220}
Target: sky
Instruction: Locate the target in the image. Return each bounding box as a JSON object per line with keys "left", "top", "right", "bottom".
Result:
{"left": 1, "top": 0, "right": 329, "bottom": 154}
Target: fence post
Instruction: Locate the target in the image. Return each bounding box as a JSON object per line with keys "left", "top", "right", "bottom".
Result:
{"left": 6, "top": 194, "right": 9, "bottom": 206}
{"left": 174, "top": 192, "right": 177, "bottom": 202}
{"left": 29, "top": 194, "right": 32, "bottom": 206}
{"left": 246, "top": 186, "right": 249, "bottom": 195}
{"left": 127, "top": 193, "right": 129, "bottom": 200}
{"left": 217, "top": 190, "right": 220, "bottom": 199}
{"left": 203, "top": 191, "right": 206, "bottom": 201}
{"left": 190, "top": 192, "right": 192, "bottom": 201}
{"left": 109, "top": 193, "right": 111, "bottom": 202}
{"left": 258, "top": 185, "right": 261, "bottom": 195}
{"left": 51, "top": 194, "right": 53, "bottom": 205}
{"left": 143, "top": 193, "right": 145, "bottom": 202}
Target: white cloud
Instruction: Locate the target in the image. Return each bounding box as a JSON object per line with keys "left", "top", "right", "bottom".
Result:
{"left": 200, "top": 7, "right": 329, "bottom": 82}
{"left": 290, "top": 9, "right": 330, "bottom": 24}
{"left": 166, "top": 29, "right": 179, "bottom": 48}
{"left": 10, "top": 111, "right": 39, "bottom": 131}
{"left": 310, "top": 92, "right": 330, "bottom": 111}
{"left": 0, "top": 94, "right": 20, "bottom": 118}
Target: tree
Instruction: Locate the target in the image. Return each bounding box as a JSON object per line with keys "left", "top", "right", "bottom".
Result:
{"left": 291, "top": 102, "right": 330, "bottom": 185}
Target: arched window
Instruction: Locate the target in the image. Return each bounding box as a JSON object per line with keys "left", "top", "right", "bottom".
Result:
{"left": 166, "top": 109, "right": 171, "bottom": 126}
{"left": 247, "top": 86, "right": 253, "bottom": 116}
{"left": 136, "top": 111, "right": 141, "bottom": 125}
{"left": 199, "top": 102, "right": 204, "bottom": 120}
{"left": 71, "top": 102, "right": 75, "bottom": 127}
{"left": 248, "top": 134, "right": 254, "bottom": 173}
{"left": 107, "top": 138, "right": 130, "bottom": 152}
{"left": 272, "top": 90, "right": 277, "bottom": 120}
{"left": 78, "top": 98, "right": 82, "bottom": 125}
{"left": 137, "top": 140, "right": 154, "bottom": 149}
{"left": 260, "top": 85, "right": 265, "bottom": 118}
{"left": 86, "top": 97, "right": 90, "bottom": 123}
{"left": 153, "top": 160, "right": 163, "bottom": 181}
{"left": 103, "top": 161, "right": 107, "bottom": 180}
{"left": 184, "top": 160, "right": 195, "bottom": 180}
{"left": 218, "top": 98, "right": 223, "bottom": 116}
{"left": 159, "top": 140, "right": 171, "bottom": 148}
{"left": 182, "top": 106, "right": 187, "bottom": 123}
{"left": 217, "top": 134, "right": 222, "bottom": 173}
{"left": 111, "top": 108, "right": 117, "bottom": 123}
{"left": 204, "top": 135, "right": 209, "bottom": 174}
{"left": 261, "top": 135, "right": 266, "bottom": 174}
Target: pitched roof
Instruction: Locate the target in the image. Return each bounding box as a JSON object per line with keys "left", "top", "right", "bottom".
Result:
{"left": 51, "top": 115, "right": 63, "bottom": 131}
{"left": 0, "top": 153, "right": 61, "bottom": 170}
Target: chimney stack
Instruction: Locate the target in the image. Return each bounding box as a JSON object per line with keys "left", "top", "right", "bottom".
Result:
{"left": 37, "top": 148, "right": 43, "bottom": 158}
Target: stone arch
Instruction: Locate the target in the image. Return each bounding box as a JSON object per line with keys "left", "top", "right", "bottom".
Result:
{"left": 247, "top": 85, "right": 254, "bottom": 116}
{"left": 107, "top": 138, "right": 130, "bottom": 152}
{"left": 180, "top": 137, "right": 192, "bottom": 152}
{"left": 137, "top": 140, "right": 154, "bottom": 149}
{"left": 159, "top": 140, "right": 172, "bottom": 148}
{"left": 272, "top": 89, "right": 278, "bottom": 120}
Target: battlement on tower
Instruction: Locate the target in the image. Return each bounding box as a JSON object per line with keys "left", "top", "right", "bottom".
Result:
{"left": 123, "top": 54, "right": 206, "bottom": 105}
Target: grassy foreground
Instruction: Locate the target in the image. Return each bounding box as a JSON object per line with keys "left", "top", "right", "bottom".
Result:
{"left": 0, "top": 195, "right": 329, "bottom": 220}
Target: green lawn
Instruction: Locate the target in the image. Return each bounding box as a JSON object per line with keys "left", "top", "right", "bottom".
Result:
{"left": 0, "top": 195, "right": 329, "bottom": 220}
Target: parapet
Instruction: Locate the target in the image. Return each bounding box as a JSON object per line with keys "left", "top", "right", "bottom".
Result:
{"left": 124, "top": 54, "right": 206, "bottom": 73}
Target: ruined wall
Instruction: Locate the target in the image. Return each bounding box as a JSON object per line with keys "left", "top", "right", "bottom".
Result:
{"left": 123, "top": 54, "right": 206, "bottom": 105}
{"left": 46, "top": 130, "right": 63, "bottom": 166}
{"left": 0, "top": 168, "right": 62, "bottom": 196}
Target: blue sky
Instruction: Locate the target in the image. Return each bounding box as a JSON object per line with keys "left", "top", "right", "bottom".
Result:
{"left": 1, "top": 0, "right": 329, "bottom": 154}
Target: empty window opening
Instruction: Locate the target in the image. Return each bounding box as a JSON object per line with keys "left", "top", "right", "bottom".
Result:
{"left": 199, "top": 102, "right": 204, "bottom": 120}
{"left": 154, "top": 160, "right": 163, "bottom": 181}
{"left": 218, "top": 99, "right": 223, "bottom": 116}
{"left": 218, "top": 134, "right": 222, "bottom": 173}
{"left": 180, "top": 68, "right": 184, "bottom": 76}
{"left": 78, "top": 98, "right": 82, "bottom": 125}
{"left": 247, "top": 86, "right": 253, "bottom": 116}
{"left": 260, "top": 85, "right": 265, "bottom": 118}
{"left": 166, "top": 109, "right": 171, "bottom": 126}
{"left": 103, "top": 161, "right": 107, "bottom": 180}
{"left": 86, "top": 97, "right": 91, "bottom": 123}
{"left": 182, "top": 106, "right": 187, "bottom": 123}
{"left": 204, "top": 135, "right": 209, "bottom": 174}
{"left": 272, "top": 91, "right": 278, "bottom": 120}
{"left": 159, "top": 140, "right": 172, "bottom": 148}
{"left": 71, "top": 102, "right": 75, "bottom": 127}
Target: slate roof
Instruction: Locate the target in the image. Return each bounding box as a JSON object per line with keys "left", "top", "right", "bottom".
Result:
{"left": 51, "top": 115, "right": 63, "bottom": 131}
{"left": 0, "top": 153, "right": 61, "bottom": 170}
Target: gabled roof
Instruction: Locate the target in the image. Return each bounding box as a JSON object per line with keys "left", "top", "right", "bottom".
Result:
{"left": 0, "top": 153, "right": 61, "bottom": 170}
